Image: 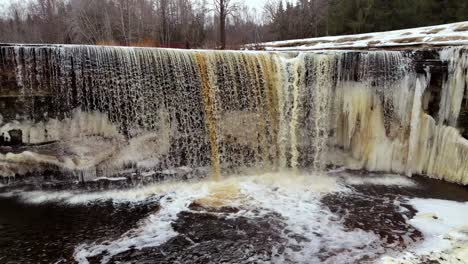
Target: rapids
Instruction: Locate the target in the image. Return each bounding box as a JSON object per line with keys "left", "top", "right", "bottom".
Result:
{"left": 1, "top": 170, "right": 467, "bottom": 263}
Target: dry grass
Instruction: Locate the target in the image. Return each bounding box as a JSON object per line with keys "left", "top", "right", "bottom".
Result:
{"left": 95, "top": 39, "right": 161, "bottom": 48}
{"left": 130, "top": 39, "right": 160, "bottom": 47}
{"left": 95, "top": 40, "right": 120, "bottom": 46}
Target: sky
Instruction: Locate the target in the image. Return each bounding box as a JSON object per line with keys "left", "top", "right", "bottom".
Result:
{"left": 0, "top": 0, "right": 273, "bottom": 11}
{"left": 245, "top": 0, "right": 268, "bottom": 11}
{"left": 0, "top": 0, "right": 280, "bottom": 16}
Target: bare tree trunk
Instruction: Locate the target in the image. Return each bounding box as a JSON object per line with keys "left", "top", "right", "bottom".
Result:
{"left": 161, "top": 0, "right": 168, "bottom": 45}
{"left": 219, "top": 0, "right": 226, "bottom": 49}
{"left": 127, "top": 0, "right": 132, "bottom": 44}
{"left": 119, "top": 1, "right": 128, "bottom": 45}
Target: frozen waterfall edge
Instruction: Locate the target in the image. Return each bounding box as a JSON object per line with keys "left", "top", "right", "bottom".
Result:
{"left": 0, "top": 45, "right": 467, "bottom": 185}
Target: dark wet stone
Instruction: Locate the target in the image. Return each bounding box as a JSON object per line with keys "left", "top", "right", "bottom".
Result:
{"left": 105, "top": 210, "right": 287, "bottom": 264}
{"left": 321, "top": 171, "right": 468, "bottom": 252}
{"left": 0, "top": 197, "right": 160, "bottom": 264}
{"left": 188, "top": 201, "right": 241, "bottom": 214}
{"left": 321, "top": 190, "right": 422, "bottom": 249}
{"left": 333, "top": 170, "right": 468, "bottom": 202}
{"left": 0, "top": 129, "right": 23, "bottom": 146}
{"left": 407, "top": 174, "right": 468, "bottom": 202}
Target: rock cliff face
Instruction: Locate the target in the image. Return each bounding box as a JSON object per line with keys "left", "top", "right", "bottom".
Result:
{"left": 0, "top": 44, "right": 467, "bottom": 185}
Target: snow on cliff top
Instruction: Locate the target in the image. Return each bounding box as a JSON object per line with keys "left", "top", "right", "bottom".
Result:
{"left": 250, "top": 21, "right": 468, "bottom": 51}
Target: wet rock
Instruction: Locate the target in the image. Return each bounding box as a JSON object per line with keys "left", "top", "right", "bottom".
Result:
{"left": 0, "top": 197, "right": 160, "bottom": 264}
{"left": 322, "top": 190, "right": 422, "bottom": 249}
{"left": 107, "top": 210, "right": 287, "bottom": 264}
{"left": 320, "top": 172, "right": 468, "bottom": 251}
{"left": 189, "top": 201, "right": 240, "bottom": 214}
{"left": 7, "top": 129, "right": 23, "bottom": 145}
{"left": 0, "top": 129, "right": 22, "bottom": 146}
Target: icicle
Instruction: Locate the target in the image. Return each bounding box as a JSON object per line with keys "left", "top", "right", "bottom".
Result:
{"left": 439, "top": 47, "right": 468, "bottom": 126}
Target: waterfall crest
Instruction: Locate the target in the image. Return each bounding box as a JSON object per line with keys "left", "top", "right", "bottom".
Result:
{"left": 0, "top": 45, "right": 467, "bottom": 184}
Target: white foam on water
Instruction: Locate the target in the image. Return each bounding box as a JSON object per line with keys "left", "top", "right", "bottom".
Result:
{"left": 68, "top": 171, "right": 377, "bottom": 263}
{"left": 5, "top": 172, "right": 465, "bottom": 263}
{"left": 15, "top": 178, "right": 205, "bottom": 205}
{"left": 381, "top": 198, "right": 468, "bottom": 264}
{"left": 341, "top": 173, "right": 417, "bottom": 187}
{"left": 73, "top": 180, "right": 212, "bottom": 264}
{"left": 236, "top": 172, "right": 383, "bottom": 263}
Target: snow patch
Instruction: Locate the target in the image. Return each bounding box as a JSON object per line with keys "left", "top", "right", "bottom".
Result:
{"left": 251, "top": 21, "right": 468, "bottom": 51}
{"left": 93, "top": 177, "right": 127, "bottom": 182}
{"left": 382, "top": 198, "right": 468, "bottom": 263}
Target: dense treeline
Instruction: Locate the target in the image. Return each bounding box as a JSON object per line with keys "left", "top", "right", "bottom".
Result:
{"left": 1, "top": 0, "right": 468, "bottom": 48}
{"left": 266, "top": 0, "right": 468, "bottom": 41}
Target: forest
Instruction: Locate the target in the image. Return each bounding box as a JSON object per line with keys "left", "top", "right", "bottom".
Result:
{"left": 1, "top": 0, "right": 468, "bottom": 49}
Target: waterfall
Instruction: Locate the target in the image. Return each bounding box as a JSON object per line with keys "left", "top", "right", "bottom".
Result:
{"left": 332, "top": 48, "right": 468, "bottom": 184}
{"left": 0, "top": 45, "right": 467, "bottom": 184}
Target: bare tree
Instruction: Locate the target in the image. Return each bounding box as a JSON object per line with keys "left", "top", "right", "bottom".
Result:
{"left": 213, "top": 0, "right": 240, "bottom": 49}
{"left": 263, "top": 0, "right": 280, "bottom": 22}
{"left": 0, "top": 0, "right": 263, "bottom": 48}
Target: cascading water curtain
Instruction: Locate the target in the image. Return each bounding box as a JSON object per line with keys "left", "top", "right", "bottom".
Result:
{"left": 1, "top": 45, "right": 467, "bottom": 183}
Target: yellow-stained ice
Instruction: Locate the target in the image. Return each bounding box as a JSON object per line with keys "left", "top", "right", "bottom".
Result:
{"left": 333, "top": 48, "right": 468, "bottom": 184}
